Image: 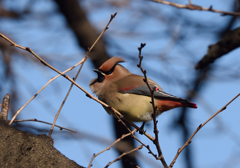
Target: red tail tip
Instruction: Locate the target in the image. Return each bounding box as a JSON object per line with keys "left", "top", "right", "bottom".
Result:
{"left": 189, "top": 102, "right": 197, "bottom": 109}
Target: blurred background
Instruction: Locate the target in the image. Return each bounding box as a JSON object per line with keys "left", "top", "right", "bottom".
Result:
{"left": 0, "top": 0, "right": 240, "bottom": 168}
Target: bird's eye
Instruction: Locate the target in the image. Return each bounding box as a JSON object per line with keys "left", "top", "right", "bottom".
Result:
{"left": 105, "top": 70, "right": 113, "bottom": 75}
{"left": 104, "top": 64, "right": 117, "bottom": 75}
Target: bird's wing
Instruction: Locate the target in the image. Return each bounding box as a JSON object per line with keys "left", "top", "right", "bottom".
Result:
{"left": 119, "top": 84, "right": 190, "bottom": 102}
{"left": 115, "top": 74, "right": 197, "bottom": 108}
{"left": 115, "top": 74, "right": 189, "bottom": 103}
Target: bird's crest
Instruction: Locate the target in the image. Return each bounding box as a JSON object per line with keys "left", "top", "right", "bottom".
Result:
{"left": 99, "top": 57, "right": 125, "bottom": 72}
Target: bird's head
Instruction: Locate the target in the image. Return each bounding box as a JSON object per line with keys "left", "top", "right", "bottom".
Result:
{"left": 90, "top": 57, "right": 131, "bottom": 94}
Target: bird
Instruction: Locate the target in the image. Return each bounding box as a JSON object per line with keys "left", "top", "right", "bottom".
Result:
{"left": 90, "top": 56, "right": 197, "bottom": 123}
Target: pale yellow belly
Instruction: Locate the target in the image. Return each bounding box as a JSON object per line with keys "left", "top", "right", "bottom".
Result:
{"left": 102, "top": 93, "right": 160, "bottom": 122}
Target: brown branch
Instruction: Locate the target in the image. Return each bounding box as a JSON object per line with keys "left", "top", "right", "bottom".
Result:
{"left": 48, "top": 12, "right": 117, "bottom": 136}
{"left": 195, "top": 27, "right": 240, "bottom": 70}
{"left": 104, "top": 145, "right": 143, "bottom": 168}
{"left": 0, "top": 94, "right": 10, "bottom": 121}
{"left": 13, "top": 119, "right": 76, "bottom": 133}
{"left": 137, "top": 43, "right": 168, "bottom": 168}
{"left": 169, "top": 93, "right": 240, "bottom": 168}
{"left": 150, "top": 0, "right": 240, "bottom": 16}
{"left": 87, "top": 129, "right": 137, "bottom": 168}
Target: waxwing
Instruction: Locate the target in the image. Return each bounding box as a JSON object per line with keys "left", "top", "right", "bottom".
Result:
{"left": 90, "top": 57, "right": 197, "bottom": 122}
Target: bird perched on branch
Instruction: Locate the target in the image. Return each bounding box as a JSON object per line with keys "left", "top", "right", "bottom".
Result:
{"left": 90, "top": 57, "right": 197, "bottom": 123}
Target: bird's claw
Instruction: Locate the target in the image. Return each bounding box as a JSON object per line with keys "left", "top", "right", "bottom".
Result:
{"left": 138, "top": 128, "right": 146, "bottom": 135}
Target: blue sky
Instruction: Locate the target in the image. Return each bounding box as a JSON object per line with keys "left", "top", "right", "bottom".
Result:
{"left": 1, "top": 0, "right": 240, "bottom": 168}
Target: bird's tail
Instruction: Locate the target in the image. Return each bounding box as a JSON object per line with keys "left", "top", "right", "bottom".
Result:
{"left": 182, "top": 102, "right": 197, "bottom": 109}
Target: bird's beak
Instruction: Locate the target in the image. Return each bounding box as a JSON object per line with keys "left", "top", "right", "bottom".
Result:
{"left": 91, "top": 69, "right": 105, "bottom": 84}
{"left": 93, "top": 69, "right": 100, "bottom": 73}
{"left": 93, "top": 69, "right": 105, "bottom": 75}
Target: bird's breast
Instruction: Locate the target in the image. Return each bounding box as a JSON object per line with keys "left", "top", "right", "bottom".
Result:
{"left": 100, "top": 93, "right": 161, "bottom": 122}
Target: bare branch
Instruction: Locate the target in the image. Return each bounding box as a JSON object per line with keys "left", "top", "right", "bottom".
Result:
{"left": 137, "top": 43, "right": 168, "bottom": 168}
{"left": 104, "top": 145, "right": 143, "bottom": 168}
{"left": 169, "top": 93, "right": 240, "bottom": 168}
{"left": 14, "top": 119, "right": 76, "bottom": 133}
{"left": 150, "top": 0, "right": 240, "bottom": 16}
{"left": 0, "top": 94, "right": 10, "bottom": 121}
{"left": 195, "top": 27, "right": 240, "bottom": 70}
{"left": 87, "top": 129, "right": 137, "bottom": 168}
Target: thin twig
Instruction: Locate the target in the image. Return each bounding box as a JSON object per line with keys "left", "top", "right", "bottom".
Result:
{"left": 87, "top": 129, "right": 137, "bottom": 168}
{"left": 104, "top": 145, "right": 143, "bottom": 168}
{"left": 150, "top": 0, "right": 240, "bottom": 16}
{"left": 137, "top": 43, "right": 168, "bottom": 168}
{"left": 169, "top": 93, "right": 240, "bottom": 168}
{"left": 13, "top": 119, "right": 76, "bottom": 133}
{"left": 7, "top": 58, "right": 84, "bottom": 125}
{"left": 48, "top": 12, "right": 117, "bottom": 136}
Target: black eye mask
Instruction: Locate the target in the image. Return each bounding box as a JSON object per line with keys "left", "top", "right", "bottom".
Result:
{"left": 97, "top": 72, "right": 105, "bottom": 83}
{"left": 102, "top": 63, "right": 117, "bottom": 75}
{"left": 92, "top": 63, "right": 118, "bottom": 83}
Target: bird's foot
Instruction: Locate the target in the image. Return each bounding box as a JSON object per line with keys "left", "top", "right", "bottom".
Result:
{"left": 138, "top": 128, "right": 146, "bottom": 135}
